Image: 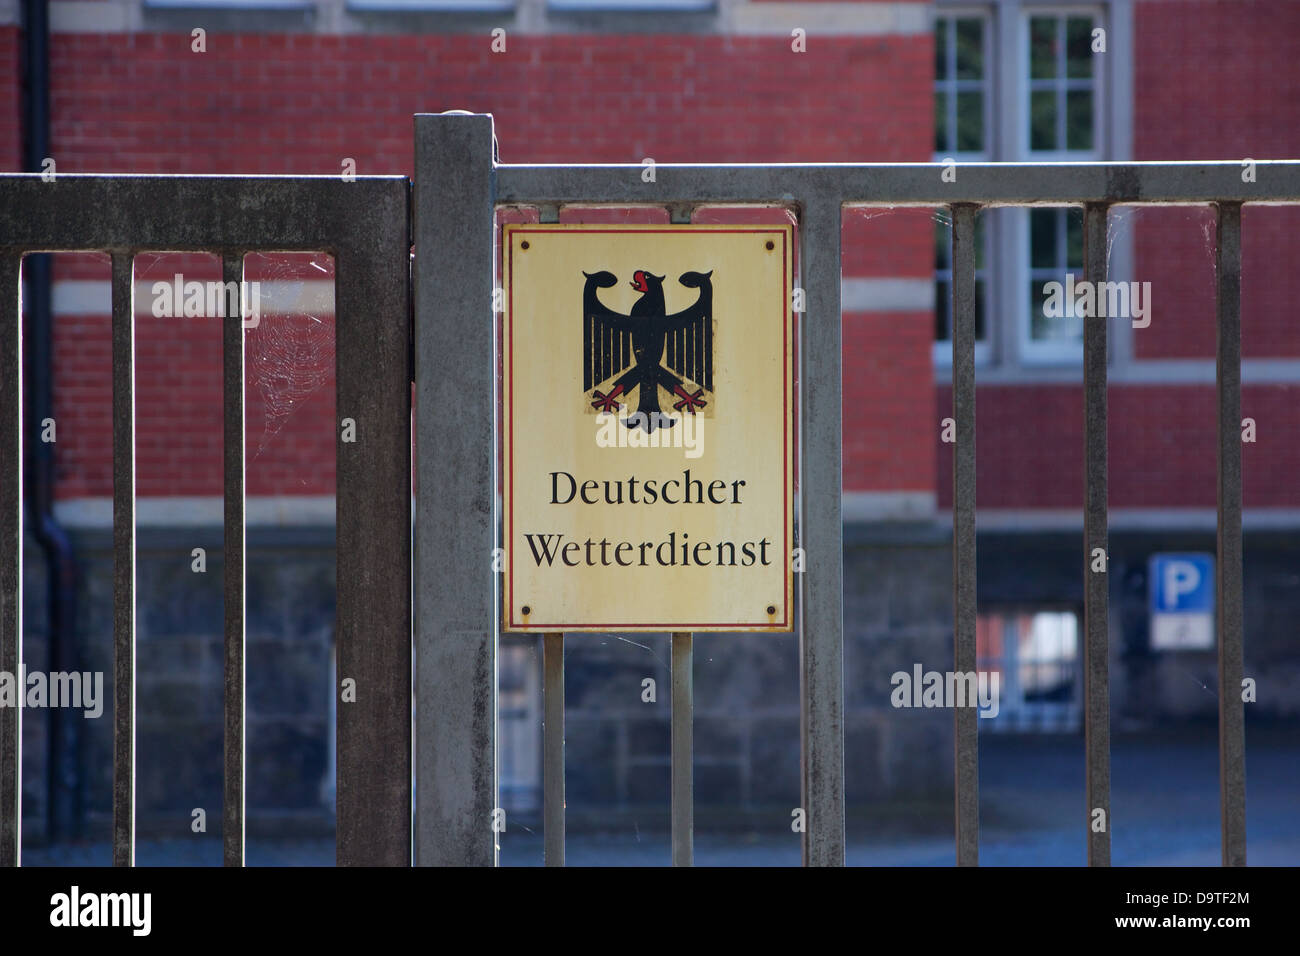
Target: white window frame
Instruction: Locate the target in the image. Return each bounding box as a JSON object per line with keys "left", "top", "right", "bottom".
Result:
{"left": 1015, "top": 4, "right": 1105, "bottom": 365}
{"left": 548, "top": 0, "right": 714, "bottom": 10}
{"left": 932, "top": 7, "right": 994, "bottom": 367}
{"left": 145, "top": 0, "right": 315, "bottom": 8}
{"left": 1019, "top": 7, "right": 1104, "bottom": 160}
{"left": 345, "top": 0, "right": 515, "bottom": 9}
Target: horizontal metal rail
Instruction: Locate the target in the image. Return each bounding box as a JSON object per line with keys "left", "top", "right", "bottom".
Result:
{"left": 0, "top": 173, "right": 412, "bottom": 867}
{"left": 496, "top": 161, "right": 1300, "bottom": 206}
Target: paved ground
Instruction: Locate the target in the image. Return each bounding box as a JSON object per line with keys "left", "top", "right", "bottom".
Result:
{"left": 21, "top": 730, "right": 1300, "bottom": 866}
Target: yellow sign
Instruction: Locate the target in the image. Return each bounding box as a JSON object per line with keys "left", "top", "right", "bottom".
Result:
{"left": 502, "top": 223, "right": 795, "bottom": 632}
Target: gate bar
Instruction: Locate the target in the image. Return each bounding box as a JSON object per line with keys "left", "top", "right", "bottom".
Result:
{"left": 334, "top": 189, "right": 415, "bottom": 867}
{"left": 0, "top": 254, "right": 21, "bottom": 866}
{"left": 1082, "top": 203, "right": 1112, "bottom": 866}
{"left": 222, "top": 253, "right": 246, "bottom": 867}
{"left": 538, "top": 208, "right": 563, "bottom": 867}
{"left": 110, "top": 252, "right": 135, "bottom": 868}
{"left": 1215, "top": 202, "right": 1247, "bottom": 867}
{"left": 671, "top": 631, "right": 693, "bottom": 866}
{"left": 543, "top": 634, "right": 564, "bottom": 866}
{"left": 950, "top": 204, "right": 978, "bottom": 867}
{"left": 798, "top": 196, "right": 846, "bottom": 866}
{"left": 414, "top": 113, "right": 499, "bottom": 866}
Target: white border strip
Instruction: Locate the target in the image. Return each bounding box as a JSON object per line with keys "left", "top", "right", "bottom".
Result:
{"left": 55, "top": 495, "right": 338, "bottom": 528}
{"left": 49, "top": 0, "right": 931, "bottom": 34}
{"left": 52, "top": 278, "right": 933, "bottom": 317}
{"left": 51, "top": 279, "right": 336, "bottom": 317}
{"left": 54, "top": 496, "right": 1300, "bottom": 531}
{"left": 842, "top": 277, "right": 934, "bottom": 313}
{"left": 727, "top": 1, "right": 929, "bottom": 35}
{"left": 935, "top": 507, "right": 1300, "bottom": 532}
{"left": 843, "top": 490, "right": 935, "bottom": 522}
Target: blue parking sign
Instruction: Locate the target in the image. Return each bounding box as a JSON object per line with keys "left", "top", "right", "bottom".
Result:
{"left": 1148, "top": 553, "right": 1215, "bottom": 650}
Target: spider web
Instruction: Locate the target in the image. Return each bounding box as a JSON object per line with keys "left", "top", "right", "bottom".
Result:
{"left": 242, "top": 253, "right": 336, "bottom": 459}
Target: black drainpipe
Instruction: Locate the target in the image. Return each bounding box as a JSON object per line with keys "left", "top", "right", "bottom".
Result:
{"left": 22, "top": 0, "right": 81, "bottom": 842}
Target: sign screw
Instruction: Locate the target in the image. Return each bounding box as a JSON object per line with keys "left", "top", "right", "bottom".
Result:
{"left": 522, "top": 605, "right": 532, "bottom": 616}
{"left": 766, "top": 605, "right": 776, "bottom": 615}
{"left": 520, "top": 240, "right": 530, "bottom": 250}
{"left": 765, "top": 240, "right": 775, "bottom": 251}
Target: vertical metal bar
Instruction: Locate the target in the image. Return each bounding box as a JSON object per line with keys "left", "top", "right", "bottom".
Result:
{"left": 0, "top": 254, "right": 21, "bottom": 867}
{"left": 110, "top": 252, "right": 135, "bottom": 868}
{"left": 798, "top": 196, "right": 845, "bottom": 866}
{"left": 543, "top": 633, "right": 564, "bottom": 866}
{"left": 540, "top": 191, "right": 564, "bottom": 738}
{"left": 669, "top": 205, "right": 695, "bottom": 869}
{"left": 1216, "top": 201, "right": 1247, "bottom": 867}
{"left": 413, "top": 112, "right": 497, "bottom": 866}
{"left": 950, "top": 204, "right": 979, "bottom": 867}
{"left": 335, "top": 186, "right": 414, "bottom": 865}
{"left": 221, "top": 254, "right": 245, "bottom": 867}
{"left": 671, "top": 631, "right": 693, "bottom": 866}
{"left": 1082, "top": 202, "right": 1112, "bottom": 866}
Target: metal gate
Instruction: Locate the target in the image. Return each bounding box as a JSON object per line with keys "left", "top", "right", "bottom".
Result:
{"left": 3, "top": 113, "right": 1298, "bottom": 866}
{"left": 0, "top": 175, "right": 412, "bottom": 866}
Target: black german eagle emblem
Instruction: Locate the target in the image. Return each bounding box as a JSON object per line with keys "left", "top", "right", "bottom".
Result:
{"left": 582, "top": 268, "right": 713, "bottom": 433}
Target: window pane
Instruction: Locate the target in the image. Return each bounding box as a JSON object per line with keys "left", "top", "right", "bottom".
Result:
{"left": 955, "top": 18, "right": 983, "bottom": 80}
{"left": 1031, "top": 280, "right": 1083, "bottom": 342}
{"left": 1030, "top": 279, "right": 1052, "bottom": 339}
{"left": 1030, "top": 18, "right": 1058, "bottom": 80}
{"left": 1031, "top": 209, "right": 1058, "bottom": 269}
{"left": 1066, "top": 90, "right": 1094, "bottom": 151}
{"left": 1066, "top": 208, "right": 1083, "bottom": 267}
{"left": 1031, "top": 90, "right": 1057, "bottom": 151}
{"left": 935, "top": 18, "right": 949, "bottom": 79}
{"left": 935, "top": 280, "right": 951, "bottom": 341}
{"left": 935, "top": 220, "right": 950, "bottom": 269}
{"left": 934, "top": 89, "right": 949, "bottom": 153}
{"left": 956, "top": 91, "right": 984, "bottom": 152}
{"left": 1066, "top": 17, "right": 1094, "bottom": 79}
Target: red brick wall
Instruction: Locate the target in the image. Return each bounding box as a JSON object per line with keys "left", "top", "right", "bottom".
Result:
{"left": 1134, "top": 0, "right": 1300, "bottom": 163}
{"left": 0, "top": 27, "right": 20, "bottom": 172}
{"left": 37, "top": 30, "right": 932, "bottom": 500}
{"left": 49, "top": 33, "right": 930, "bottom": 174}
{"left": 1130, "top": 206, "right": 1300, "bottom": 361}
{"left": 936, "top": 384, "right": 1300, "bottom": 510}
{"left": 846, "top": 310, "right": 933, "bottom": 492}
{"left": 844, "top": 207, "right": 935, "bottom": 492}
{"left": 1133, "top": 0, "right": 1300, "bottom": 361}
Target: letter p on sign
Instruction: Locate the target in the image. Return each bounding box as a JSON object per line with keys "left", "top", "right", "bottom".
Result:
{"left": 1162, "top": 560, "right": 1201, "bottom": 610}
